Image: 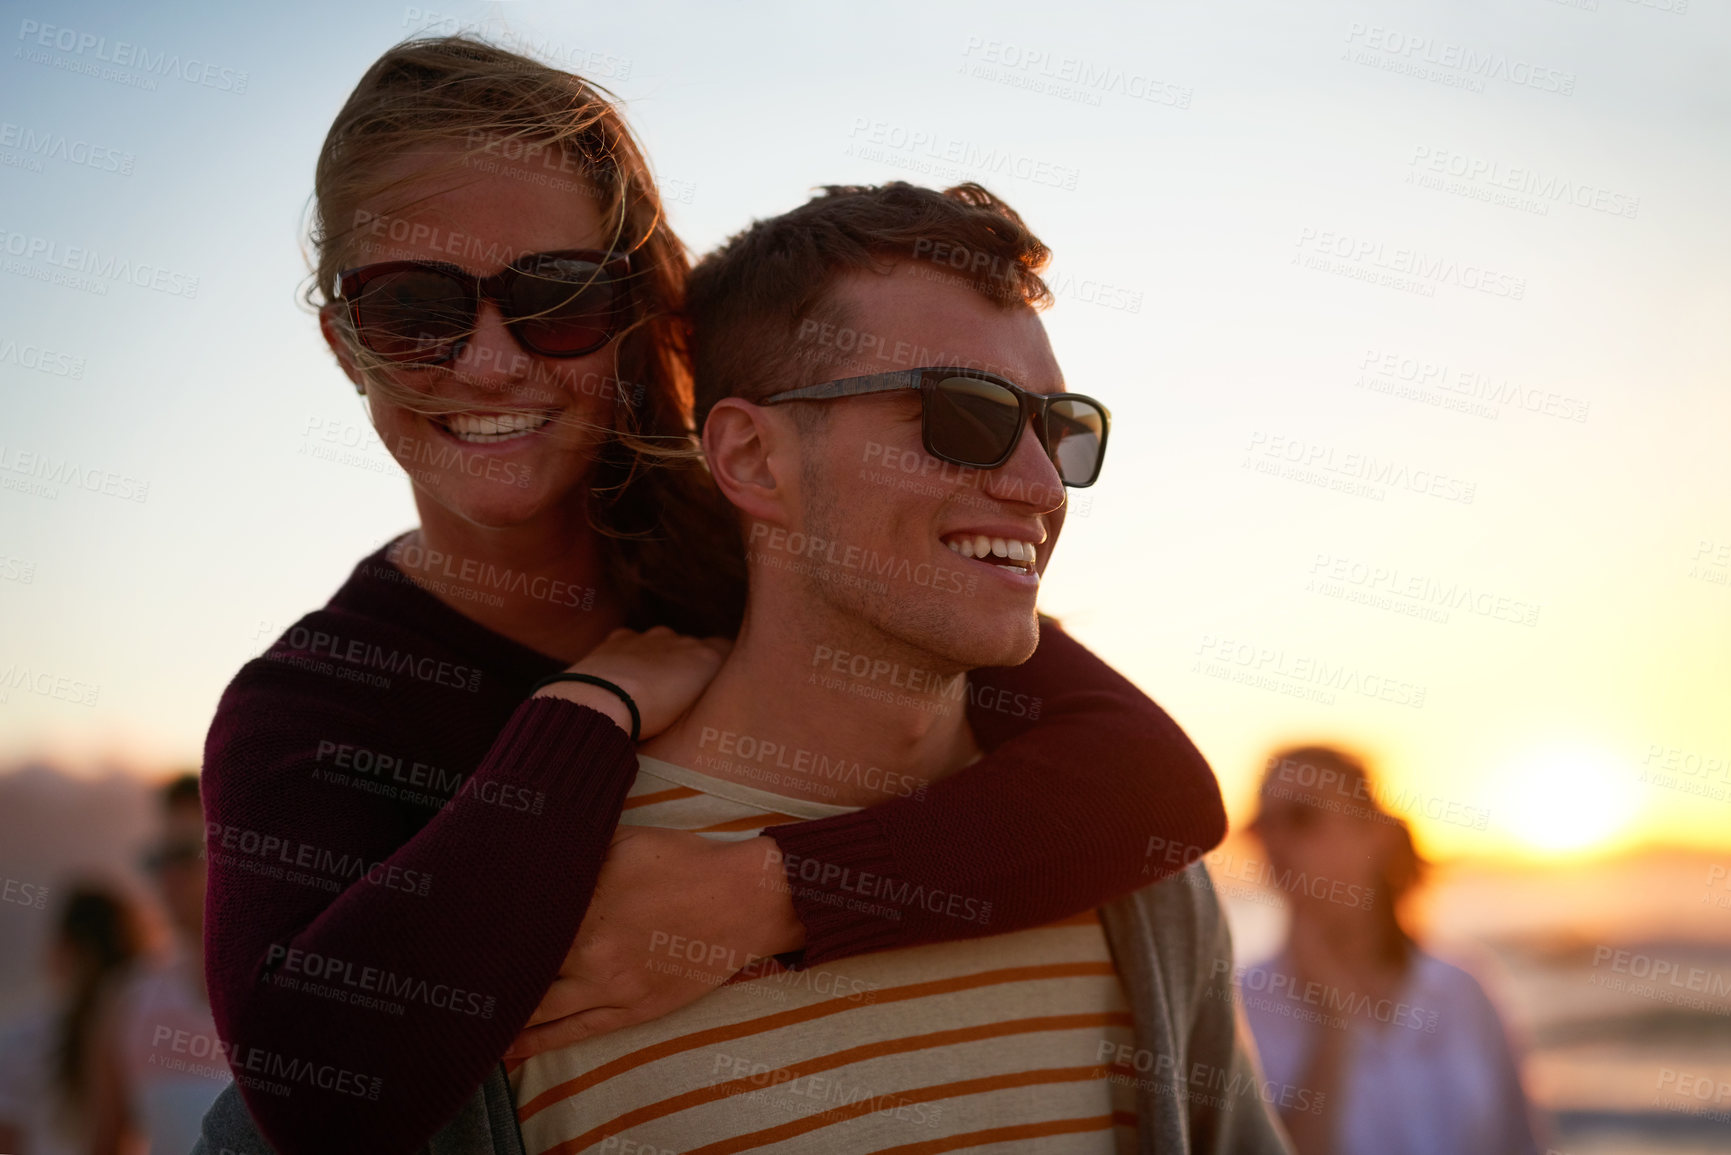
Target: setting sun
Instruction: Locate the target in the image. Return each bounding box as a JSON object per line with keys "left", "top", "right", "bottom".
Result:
{"left": 1494, "top": 748, "right": 1644, "bottom": 859}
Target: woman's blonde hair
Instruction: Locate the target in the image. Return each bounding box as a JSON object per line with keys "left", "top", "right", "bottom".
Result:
{"left": 308, "top": 36, "right": 743, "bottom": 635}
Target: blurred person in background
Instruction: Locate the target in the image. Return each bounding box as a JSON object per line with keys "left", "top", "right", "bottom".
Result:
{"left": 1238, "top": 744, "right": 1541, "bottom": 1155}
{"left": 84, "top": 774, "right": 230, "bottom": 1154}
{"left": 0, "top": 884, "right": 146, "bottom": 1155}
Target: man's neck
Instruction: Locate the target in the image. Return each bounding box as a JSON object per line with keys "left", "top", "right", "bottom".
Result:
{"left": 397, "top": 494, "right": 627, "bottom": 663}
{"left": 644, "top": 604, "right": 979, "bottom": 808}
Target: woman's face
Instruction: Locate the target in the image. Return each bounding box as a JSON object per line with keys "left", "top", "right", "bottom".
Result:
{"left": 1251, "top": 785, "right": 1386, "bottom": 904}
{"left": 323, "top": 145, "right": 633, "bottom": 531}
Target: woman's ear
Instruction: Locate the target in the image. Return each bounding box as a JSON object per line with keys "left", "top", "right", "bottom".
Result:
{"left": 318, "top": 302, "right": 367, "bottom": 395}
{"left": 703, "top": 398, "right": 795, "bottom": 526}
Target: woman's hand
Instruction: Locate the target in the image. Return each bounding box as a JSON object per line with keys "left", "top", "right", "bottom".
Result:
{"left": 533, "top": 626, "right": 730, "bottom": 739}
{"left": 503, "top": 828, "right": 804, "bottom": 1058}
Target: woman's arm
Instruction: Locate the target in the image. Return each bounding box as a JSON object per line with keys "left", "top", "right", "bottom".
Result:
{"left": 771, "top": 615, "right": 1226, "bottom": 960}
{"left": 203, "top": 675, "right": 637, "bottom": 1155}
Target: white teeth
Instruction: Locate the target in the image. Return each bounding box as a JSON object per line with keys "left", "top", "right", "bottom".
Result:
{"left": 941, "top": 534, "right": 1041, "bottom": 572}
{"left": 443, "top": 411, "right": 552, "bottom": 443}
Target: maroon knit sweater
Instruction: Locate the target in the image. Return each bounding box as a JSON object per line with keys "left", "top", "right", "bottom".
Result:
{"left": 202, "top": 543, "right": 1225, "bottom": 1155}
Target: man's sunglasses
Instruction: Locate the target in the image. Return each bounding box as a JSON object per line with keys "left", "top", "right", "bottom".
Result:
{"left": 337, "top": 249, "right": 633, "bottom": 366}
{"left": 761, "top": 367, "right": 1111, "bottom": 488}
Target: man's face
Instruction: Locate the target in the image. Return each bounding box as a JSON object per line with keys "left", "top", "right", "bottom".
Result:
{"left": 776, "top": 261, "right": 1071, "bottom": 672}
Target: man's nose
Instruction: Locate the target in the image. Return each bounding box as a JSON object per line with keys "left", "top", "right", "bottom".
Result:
{"left": 980, "top": 413, "right": 1066, "bottom": 512}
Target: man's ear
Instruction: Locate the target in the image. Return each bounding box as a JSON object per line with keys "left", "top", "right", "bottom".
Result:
{"left": 318, "top": 302, "right": 367, "bottom": 395}
{"left": 703, "top": 398, "right": 797, "bottom": 526}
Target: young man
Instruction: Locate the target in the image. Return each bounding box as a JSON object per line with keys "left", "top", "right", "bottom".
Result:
{"left": 507, "top": 183, "right": 1293, "bottom": 1154}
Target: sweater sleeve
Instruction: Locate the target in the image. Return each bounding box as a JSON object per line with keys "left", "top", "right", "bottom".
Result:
{"left": 767, "top": 616, "right": 1227, "bottom": 962}
{"left": 202, "top": 668, "right": 636, "bottom": 1155}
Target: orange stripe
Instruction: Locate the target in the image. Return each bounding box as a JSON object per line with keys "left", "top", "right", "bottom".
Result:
{"left": 691, "top": 813, "right": 800, "bottom": 833}
{"left": 1044, "top": 910, "right": 1103, "bottom": 929}
{"left": 517, "top": 961, "right": 1115, "bottom": 1120}
{"left": 681, "top": 1066, "right": 1118, "bottom": 1155}
{"left": 872, "top": 1113, "right": 1118, "bottom": 1155}
{"left": 550, "top": 1012, "right": 1132, "bottom": 1153}
{"left": 622, "top": 786, "right": 701, "bottom": 810}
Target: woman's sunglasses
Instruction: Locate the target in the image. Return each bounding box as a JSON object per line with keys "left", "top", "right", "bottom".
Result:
{"left": 337, "top": 249, "right": 633, "bottom": 366}
{"left": 761, "top": 367, "right": 1111, "bottom": 488}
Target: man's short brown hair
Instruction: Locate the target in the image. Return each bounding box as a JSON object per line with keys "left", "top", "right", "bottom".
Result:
{"left": 686, "top": 182, "right": 1052, "bottom": 431}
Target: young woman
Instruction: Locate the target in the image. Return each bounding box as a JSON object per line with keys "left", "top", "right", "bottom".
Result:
{"left": 201, "top": 35, "right": 1227, "bottom": 1155}
{"left": 1242, "top": 745, "right": 1541, "bottom": 1155}
{"left": 0, "top": 884, "right": 146, "bottom": 1155}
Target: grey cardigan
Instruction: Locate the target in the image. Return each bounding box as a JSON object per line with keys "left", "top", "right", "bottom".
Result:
{"left": 195, "top": 863, "right": 1294, "bottom": 1154}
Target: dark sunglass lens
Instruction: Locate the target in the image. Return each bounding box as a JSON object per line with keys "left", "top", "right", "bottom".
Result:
{"left": 1046, "top": 398, "right": 1105, "bottom": 485}
{"left": 508, "top": 257, "right": 622, "bottom": 357}
{"left": 931, "top": 376, "right": 1023, "bottom": 465}
{"left": 356, "top": 270, "right": 473, "bottom": 363}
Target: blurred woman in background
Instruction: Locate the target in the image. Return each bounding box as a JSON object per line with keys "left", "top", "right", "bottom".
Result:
{"left": 0, "top": 883, "right": 147, "bottom": 1155}
{"left": 1241, "top": 744, "right": 1541, "bottom": 1155}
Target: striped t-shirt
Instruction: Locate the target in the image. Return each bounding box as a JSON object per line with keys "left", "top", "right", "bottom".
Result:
{"left": 511, "top": 755, "right": 1136, "bottom": 1155}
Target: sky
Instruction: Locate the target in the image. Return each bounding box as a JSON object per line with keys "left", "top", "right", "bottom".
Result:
{"left": 1, "top": 0, "right": 1727, "bottom": 866}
